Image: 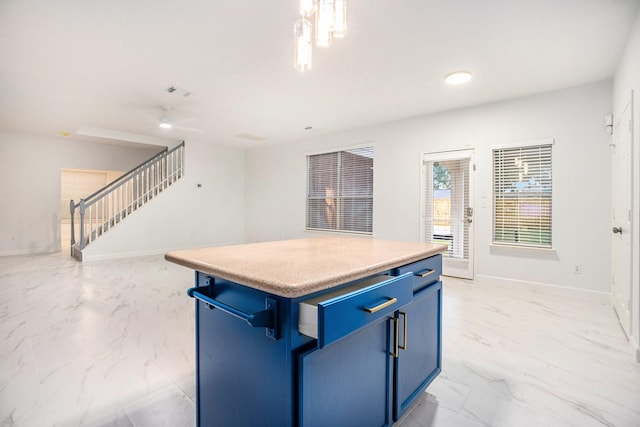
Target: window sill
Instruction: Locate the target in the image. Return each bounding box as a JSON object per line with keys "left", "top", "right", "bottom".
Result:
{"left": 305, "top": 228, "right": 373, "bottom": 237}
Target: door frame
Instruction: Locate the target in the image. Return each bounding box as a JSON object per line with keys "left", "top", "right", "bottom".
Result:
{"left": 420, "top": 149, "right": 475, "bottom": 279}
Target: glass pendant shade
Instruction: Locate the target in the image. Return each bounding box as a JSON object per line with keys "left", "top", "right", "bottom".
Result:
{"left": 315, "top": 0, "right": 335, "bottom": 47}
{"left": 294, "top": 19, "right": 312, "bottom": 71}
{"left": 300, "top": 0, "right": 316, "bottom": 17}
{"left": 293, "top": 0, "right": 346, "bottom": 70}
{"left": 333, "top": 0, "right": 346, "bottom": 38}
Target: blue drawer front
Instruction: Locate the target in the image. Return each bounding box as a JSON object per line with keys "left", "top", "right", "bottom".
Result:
{"left": 318, "top": 273, "right": 412, "bottom": 348}
{"left": 394, "top": 254, "right": 442, "bottom": 291}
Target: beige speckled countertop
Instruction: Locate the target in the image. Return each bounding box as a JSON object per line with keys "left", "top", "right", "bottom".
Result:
{"left": 165, "top": 237, "right": 446, "bottom": 298}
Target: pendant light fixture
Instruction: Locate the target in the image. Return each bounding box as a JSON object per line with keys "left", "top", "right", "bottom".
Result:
{"left": 315, "top": 0, "right": 335, "bottom": 47}
{"left": 294, "top": 0, "right": 347, "bottom": 71}
{"left": 294, "top": 19, "right": 313, "bottom": 71}
{"left": 300, "top": 0, "right": 316, "bottom": 17}
{"left": 333, "top": 0, "right": 347, "bottom": 38}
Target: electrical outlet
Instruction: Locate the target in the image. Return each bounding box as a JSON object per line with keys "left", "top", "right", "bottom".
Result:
{"left": 574, "top": 264, "right": 582, "bottom": 274}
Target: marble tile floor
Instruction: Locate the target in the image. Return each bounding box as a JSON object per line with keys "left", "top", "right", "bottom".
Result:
{"left": 1, "top": 252, "right": 639, "bottom": 426}
{"left": 398, "top": 277, "right": 640, "bottom": 427}
{"left": 1, "top": 253, "right": 196, "bottom": 427}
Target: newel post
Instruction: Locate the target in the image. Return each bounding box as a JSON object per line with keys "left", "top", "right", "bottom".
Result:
{"left": 69, "top": 200, "right": 76, "bottom": 254}
{"left": 79, "top": 199, "right": 86, "bottom": 250}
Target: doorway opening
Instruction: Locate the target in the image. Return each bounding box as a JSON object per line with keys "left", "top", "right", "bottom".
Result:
{"left": 421, "top": 150, "right": 475, "bottom": 279}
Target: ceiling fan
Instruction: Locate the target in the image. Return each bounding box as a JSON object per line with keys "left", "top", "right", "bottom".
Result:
{"left": 155, "top": 106, "right": 203, "bottom": 133}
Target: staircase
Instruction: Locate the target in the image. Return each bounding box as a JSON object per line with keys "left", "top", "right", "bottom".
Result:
{"left": 69, "top": 142, "right": 185, "bottom": 261}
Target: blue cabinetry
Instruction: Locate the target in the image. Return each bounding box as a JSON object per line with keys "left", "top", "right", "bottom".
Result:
{"left": 299, "top": 317, "right": 393, "bottom": 427}
{"left": 188, "top": 255, "right": 442, "bottom": 427}
{"left": 393, "top": 281, "right": 442, "bottom": 421}
{"left": 192, "top": 275, "right": 298, "bottom": 426}
{"left": 392, "top": 255, "right": 443, "bottom": 421}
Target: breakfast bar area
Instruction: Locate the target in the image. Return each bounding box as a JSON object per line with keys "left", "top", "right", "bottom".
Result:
{"left": 165, "top": 238, "right": 445, "bottom": 427}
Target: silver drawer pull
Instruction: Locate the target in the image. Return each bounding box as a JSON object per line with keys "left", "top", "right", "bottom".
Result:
{"left": 415, "top": 269, "right": 435, "bottom": 278}
{"left": 364, "top": 297, "right": 397, "bottom": 314}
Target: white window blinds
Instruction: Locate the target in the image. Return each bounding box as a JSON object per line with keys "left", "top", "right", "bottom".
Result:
{"left": 307, "top": 147, "right": 373, "bottom": 234}
{"left": 493, "top": 143, "right": 552, "bottom": 248}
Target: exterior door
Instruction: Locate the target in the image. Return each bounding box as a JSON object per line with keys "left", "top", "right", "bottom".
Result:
{"left": 612, "top": 93, "right": 634, "bottom": 338}
{"left": 421, "top": 149, "right": 475, "bottom": 279}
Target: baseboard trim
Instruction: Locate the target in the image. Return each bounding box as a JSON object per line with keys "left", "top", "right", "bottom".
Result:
{"left": 0, "top": 247, "right": 58, "bottom": 257}
{"left": 80, "top": 241, "right": 246, "bottom": 262}
{"left": 81, "top": 248, "right": 168, "bottom": 262}
{"left": 474, "top": 273, "right": 610, "bottom": 296}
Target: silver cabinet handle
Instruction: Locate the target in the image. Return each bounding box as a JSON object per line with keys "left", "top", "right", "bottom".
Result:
{"left": 613, "top": 226, "right": 622, "bottom": 234}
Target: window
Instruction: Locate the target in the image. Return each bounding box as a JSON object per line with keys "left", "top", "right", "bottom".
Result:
{"left": 493, "top": 142, "right": 552, "bottom": 248}
{"left": 307, "top": 146, "right": 373, "bottom": 234}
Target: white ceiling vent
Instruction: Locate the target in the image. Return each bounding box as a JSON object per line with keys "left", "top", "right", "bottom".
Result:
{"left": 166, "top": 86, "right": 192, "bottom": 97}
{"left": 235, "top": 133, "right": 268, "bottom": 141}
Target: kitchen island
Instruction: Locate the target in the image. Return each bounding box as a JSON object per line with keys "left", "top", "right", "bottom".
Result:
{"left": 166, "top": 237, "right": 445, "bottom": 427}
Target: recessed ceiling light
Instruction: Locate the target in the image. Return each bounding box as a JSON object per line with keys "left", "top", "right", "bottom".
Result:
{"left": 445, "top": 71, "right": 472, "bottom": 85}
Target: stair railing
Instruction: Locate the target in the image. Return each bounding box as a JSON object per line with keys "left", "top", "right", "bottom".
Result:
{"left": 70, "top": 141, "right": 185, "bottom": 256}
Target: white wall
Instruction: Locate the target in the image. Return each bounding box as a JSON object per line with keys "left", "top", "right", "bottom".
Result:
{"left": 245, "top": 81, "right": 613, "bottom": 293}
{"left": 81, "top": 140, "right": 246, "bottom": 261}
{"left": 0, "top": 132, "right": 164, "bottom": 255}
{"left": 613, "top": 8, "right": 640, "bottom": 361}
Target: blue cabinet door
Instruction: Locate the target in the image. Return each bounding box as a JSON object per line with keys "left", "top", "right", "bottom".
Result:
{"left": 299, "top": 317, "right": 393, "bottom": 427}
{"left": 393, "top": 281, "right": 442, "bottom": 421}
{"left": 195, "top": 280, "right": 293, "bottom": 427}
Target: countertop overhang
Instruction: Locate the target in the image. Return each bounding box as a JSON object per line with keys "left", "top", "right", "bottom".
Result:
{"left": 165, "top": 237, "right": 446, "bottom": 298}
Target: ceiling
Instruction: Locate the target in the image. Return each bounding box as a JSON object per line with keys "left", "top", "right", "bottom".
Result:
{"left": 0, "top": 0, "right": 638, "bottom": 148}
